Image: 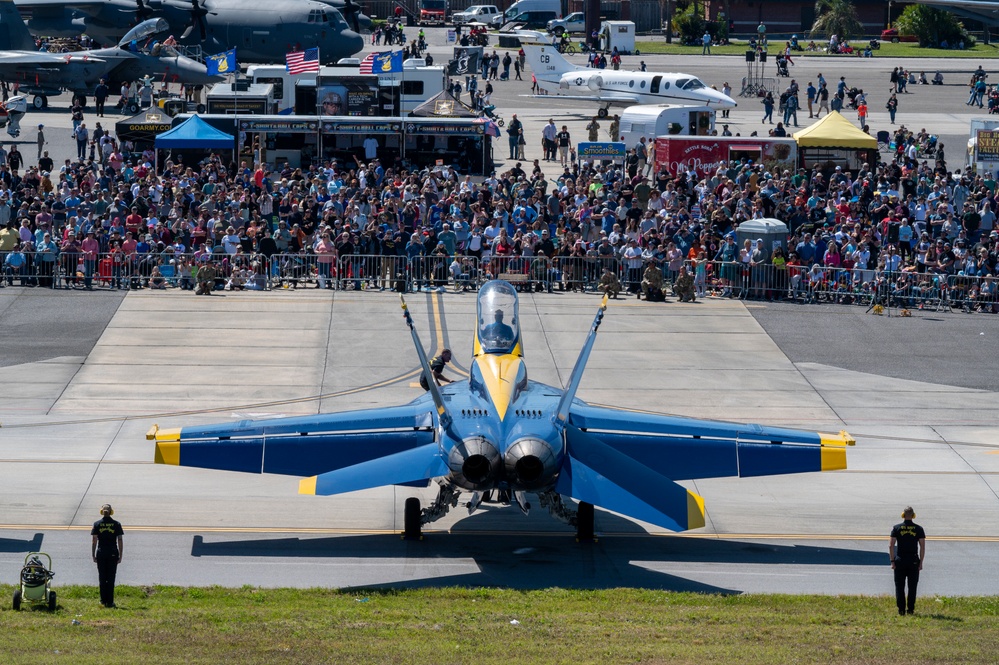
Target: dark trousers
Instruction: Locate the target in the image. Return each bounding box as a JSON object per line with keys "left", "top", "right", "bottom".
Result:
{"left": 894, "top": 561, "right": 919, "bottom": 613}
{"left": 96, "top": 98, "right": 106, "bottom": 116}
{"left": 96, "top": 554, "right": 119, "bottom": 606}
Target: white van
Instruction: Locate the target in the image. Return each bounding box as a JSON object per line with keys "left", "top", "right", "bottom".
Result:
{"left": 617, "top": 104, "right": 715, "bottom": 147}
{"left": 501, "top": 0, "right": 561, "bottom": 26}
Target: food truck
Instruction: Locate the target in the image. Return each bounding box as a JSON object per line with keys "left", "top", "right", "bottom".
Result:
{"left": 653, "top": 136, "right": 798, "bottom": 177}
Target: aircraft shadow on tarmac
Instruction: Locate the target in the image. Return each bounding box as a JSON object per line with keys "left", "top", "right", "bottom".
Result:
{"left": 189, "top": 511, "right": 884, "bottom": 593}
{"left": 0, "top": 533, "right": 44, "bottom": 553}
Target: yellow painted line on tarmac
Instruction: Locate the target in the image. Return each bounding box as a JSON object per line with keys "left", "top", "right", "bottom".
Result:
{"left": 1, "top": 524, "right": 997, "bottom": 542}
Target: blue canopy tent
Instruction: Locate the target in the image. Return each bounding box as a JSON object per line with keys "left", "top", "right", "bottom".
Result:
{"left": 155, "top": 115, "right": 235, "bottom": 170}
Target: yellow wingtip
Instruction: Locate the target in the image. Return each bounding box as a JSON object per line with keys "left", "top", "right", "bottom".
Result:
{"left": 819, "top": 430, "right": 856, "bottom": 447}
{"left": 145, "top": 424, "right": 159, "bottom": 441}
{"left": 154, "top": 441, "right": 180, "bottom": 466}
{"left": 299, "top": 476, "right": 318, "bottom": 495}
{"left": 600, "top": 293, "right": 609, "bottom": 309}
{"left": 821, "top": 445, "right": 848, "bottom": 471}
{"left": 687, "top": 491, "right": 706, "bottom": 530}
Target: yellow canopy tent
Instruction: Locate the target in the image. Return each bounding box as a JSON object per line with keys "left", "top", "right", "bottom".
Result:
{"left": 792, "top": 111, "right": 878, "bottom": 149}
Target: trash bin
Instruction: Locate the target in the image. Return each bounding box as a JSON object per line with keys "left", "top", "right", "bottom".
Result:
{"left": 735, "top": 218, "right": 788, "bottom": 255}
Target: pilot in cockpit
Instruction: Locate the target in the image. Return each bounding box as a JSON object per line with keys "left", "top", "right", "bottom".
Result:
{"left": 482, "top": 309, "right": 514, "bottom": 345}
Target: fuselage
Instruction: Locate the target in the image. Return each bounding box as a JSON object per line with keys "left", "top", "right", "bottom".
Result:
{"left": 436, "top": 280, "right": 566, "bottom": 494}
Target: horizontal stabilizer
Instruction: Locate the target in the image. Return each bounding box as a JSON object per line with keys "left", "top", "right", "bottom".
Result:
{"left": 300, "top": 442, "right": 448, "bottom": 496}
{"left": 556, "top": 425, "right": 704, "bottom": 532}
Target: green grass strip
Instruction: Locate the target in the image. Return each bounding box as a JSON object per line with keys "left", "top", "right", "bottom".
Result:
{"left": 1, "top": 585, "right": 997, "bottom": 664}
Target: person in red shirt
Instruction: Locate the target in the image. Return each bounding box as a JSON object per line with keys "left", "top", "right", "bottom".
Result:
{"left": 124, "top": 207, "right": 143, "bottom": 236}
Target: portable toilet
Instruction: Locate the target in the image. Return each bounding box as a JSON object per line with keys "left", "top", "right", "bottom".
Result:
{"left": 600, "top": 21, "right": 636, "bottom": 54}
{"left": 735, "top": 218, "right": 788, "bottom": 256}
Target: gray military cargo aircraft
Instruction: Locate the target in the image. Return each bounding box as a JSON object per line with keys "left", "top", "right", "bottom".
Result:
{"left": 13, "top": 0, "right": 367, "bottom": 64}
{"left": 0, "top": 7, "right": 220, "bottom": 109}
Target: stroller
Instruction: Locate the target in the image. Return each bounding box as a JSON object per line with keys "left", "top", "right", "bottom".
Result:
{"left": 775, "top": 57, "right": 790, "bottom": 78}
{"left": 13, "top": 552, "right": 56, "bottom": 611}
{"left": 482, "top": 104, "right": 505, "bottom": 127}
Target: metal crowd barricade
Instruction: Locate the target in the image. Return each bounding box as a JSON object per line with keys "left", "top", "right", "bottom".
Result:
{"left": 271, "top": 252, "right": 320, "bottom": 289}
{"left": 410, "top": 254, "right": 452, "bottom": 291}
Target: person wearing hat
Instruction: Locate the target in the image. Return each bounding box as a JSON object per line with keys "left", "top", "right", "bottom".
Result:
{"left": 889, "top": 506, "right": 925, "bottom": 616}
{"left": 36, "top": 124, "right": 45, "bottom": 161}
{"left": 91, "top": 503, "right": 124, "bottom": 608}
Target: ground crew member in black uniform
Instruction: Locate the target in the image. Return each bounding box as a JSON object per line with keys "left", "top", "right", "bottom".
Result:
{"left": 420, "top": 348, "right": 453, "bottom": 391}
{"left": 91, "top": 503, "right": 124, "bottom": 608}
{"left": 889, "top": 505, "right": 926, "bottom": 615}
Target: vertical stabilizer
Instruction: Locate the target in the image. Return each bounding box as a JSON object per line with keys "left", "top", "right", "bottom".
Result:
{"left": 520, "top": 40, "right": 577, "bottom": 80}
{"left": 0, "top": 0, "right": 38, "bottom": 51}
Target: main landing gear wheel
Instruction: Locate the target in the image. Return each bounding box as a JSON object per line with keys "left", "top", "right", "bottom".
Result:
{"left": 32, "top": 95, "right": 47, "bottom": 110}
{"left": 575, "top": 501, "right": 595, "bottom": 542}
{"left": 597, "top": 107, "right": 608, "bottom": 118}
{"left": 403, "top": 497, "right": 423, "bottom": 540}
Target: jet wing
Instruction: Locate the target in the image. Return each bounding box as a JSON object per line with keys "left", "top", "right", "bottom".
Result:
{"left": 569, "top": 404, "right": 854, "bottom": 481}
{"left": 0, "top": 53, "right": 106, "bottom": 66}
{"left": 148, "top": 400, "right": 439, "bottom": 479}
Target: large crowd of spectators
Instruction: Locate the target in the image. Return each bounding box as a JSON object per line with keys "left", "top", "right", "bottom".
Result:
{"left": 2, "top": 119, "right": 998, "bottom": 310}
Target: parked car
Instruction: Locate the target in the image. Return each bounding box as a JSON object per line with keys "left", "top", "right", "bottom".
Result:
{"left": 453, "top": 5, "right": 500, "bottom": 26}
{"left": 547, "top": 11, "right": 584, "bottom": 35}
{"left": 881, "top": 28, "right": 918, "bottom": 43}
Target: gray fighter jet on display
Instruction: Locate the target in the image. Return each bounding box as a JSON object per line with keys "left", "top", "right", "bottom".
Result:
{"left": 0, "top": 6, "right": 220, "bottom": 108}
{"left": 13, "top": 0, "right": 367, "bottom": 64}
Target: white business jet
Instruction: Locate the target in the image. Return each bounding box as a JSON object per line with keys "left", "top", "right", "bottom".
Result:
{"left": 521, "top": 41, "right": 737, "bottom": 117}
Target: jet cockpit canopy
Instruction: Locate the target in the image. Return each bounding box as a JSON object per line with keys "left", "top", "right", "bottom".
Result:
{"left": 119, "top": 18, "right": 170, "bottom": 49}
{"left": 477, "top": 280, "right": 520, "bottom": 354}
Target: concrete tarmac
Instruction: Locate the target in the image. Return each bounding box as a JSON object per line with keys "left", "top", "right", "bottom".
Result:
{"left": 0, "top": 289, "right": 997, "bottom": 595}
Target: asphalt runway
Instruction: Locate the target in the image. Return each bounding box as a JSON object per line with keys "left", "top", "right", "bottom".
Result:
{"left": 0, "top": 289, "right": 997, "bottom": 596}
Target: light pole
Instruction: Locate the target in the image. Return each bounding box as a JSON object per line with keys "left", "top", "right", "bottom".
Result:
{"left": 887, "top": 0, "right": 893, "bottom": 30}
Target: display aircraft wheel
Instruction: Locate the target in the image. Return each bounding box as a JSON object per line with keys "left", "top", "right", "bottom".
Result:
{"left": 12, "top": 590, "right": 21, "bottom": 610}
{"left": 126, "top": 101, "right": 140, "bottom": 114}
{"left": 597, "top": 107, "right": 608, "bottom": 118}
{"left": 575, "top": 501, "right": 595, "bottom": 542}
{"left": 76, "top": 95, "right": 87, "bottom": 108}
{"left": 196, "top": 104, "right": 206, "bottom": 114}
{"left": 32, "top": 95, "right": 46, "bottom": 110}
{"left": 403, "top": 497, "right": 422, "bottom": 540}
{"left": 48, "top": 590, "right": 56, "bottom": 611}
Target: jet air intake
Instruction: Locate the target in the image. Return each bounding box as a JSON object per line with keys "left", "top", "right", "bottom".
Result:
{"left": 449, "top": 436, "right": 501, "bottom": 490}
{"left": 505, "top": 438, "right": 559, "bottom": 490}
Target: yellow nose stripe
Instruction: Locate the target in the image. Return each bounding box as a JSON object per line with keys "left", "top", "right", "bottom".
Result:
{"left": 475, "top": 355, "right": 522, "bottom": 421}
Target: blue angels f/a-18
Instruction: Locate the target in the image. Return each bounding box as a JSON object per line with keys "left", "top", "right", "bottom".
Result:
{"left": 149, "top": 281, "right": 854, "bottom": 540}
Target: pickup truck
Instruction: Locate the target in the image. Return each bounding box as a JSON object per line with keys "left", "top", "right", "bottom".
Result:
{"left": 546, "top": 11, "right": 584, "bottom": 36}
{"left": 452, "top": 5, "right": 501, "bottom": 26}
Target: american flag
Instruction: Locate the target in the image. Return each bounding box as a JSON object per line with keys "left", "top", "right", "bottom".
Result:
{"left": 286, "top": 47, "right": 320, "bottom": 74}
{"left": 358, "top": 52, "right": 377, "bottom": 74}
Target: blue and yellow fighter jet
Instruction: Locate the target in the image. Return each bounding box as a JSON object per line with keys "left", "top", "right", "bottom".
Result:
{"left": 149, "top": 281, "right": 854, "bottom": 540}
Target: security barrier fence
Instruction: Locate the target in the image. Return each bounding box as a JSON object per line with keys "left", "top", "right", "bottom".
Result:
{"left": 3, "top": 251, "right": 998, "bottom": 313}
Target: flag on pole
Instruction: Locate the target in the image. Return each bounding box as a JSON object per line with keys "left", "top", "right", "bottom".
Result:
{"left": 205, "top": 49, "right": 236, "bottom": 76}
{"left": 286, "top": 47, "right": 320, "bottom": 74}
{"left": 360, "top": 50, "right": 403, "bottom": 74}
